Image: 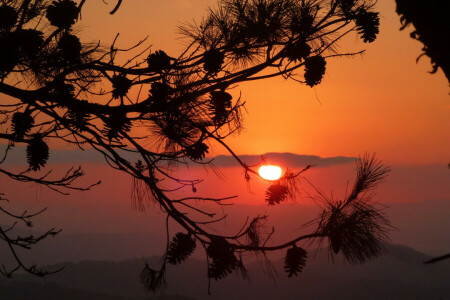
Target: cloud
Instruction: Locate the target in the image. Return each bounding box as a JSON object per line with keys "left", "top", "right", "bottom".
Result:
{"left": 208, "top": 152, "right": 357, "bottom": 168}
{"left": 1, "top": 146, "right": 110, "bottom": 165}
{"left": 1, "top": 145, "right": 356, "bottom": 168}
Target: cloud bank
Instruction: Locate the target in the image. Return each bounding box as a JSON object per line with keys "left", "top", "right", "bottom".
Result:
{"left": 209, "top": 152, "right": 357, "bottom": 167}
{"left": 1, "top": 145, "right": 356, "bottom": 168}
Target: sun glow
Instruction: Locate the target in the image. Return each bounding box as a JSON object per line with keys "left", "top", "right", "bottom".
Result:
{"left": 258, "top": 165, "right": 282, "bottom": 181}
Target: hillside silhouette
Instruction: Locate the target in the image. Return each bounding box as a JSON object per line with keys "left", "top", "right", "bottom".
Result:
{"left": 1, "top": 243, "right": 448, "bottom": 300}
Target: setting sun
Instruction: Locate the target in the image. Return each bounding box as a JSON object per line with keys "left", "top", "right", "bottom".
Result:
{"left": 258, "top": 165, "right": 282, "bottom": 181}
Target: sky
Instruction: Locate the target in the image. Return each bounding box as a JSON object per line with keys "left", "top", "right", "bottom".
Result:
{"left": 0, "top": 0, "right": 449, "bottom": 260}
{"left": 75, "top": 0, "right": 450, "bottom": 165}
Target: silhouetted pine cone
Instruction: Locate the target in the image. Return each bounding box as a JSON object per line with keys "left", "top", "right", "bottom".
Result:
{"left": 11, "top": 111, "right": 34, "bottom": 138}
{"left": 46, "top": 0, "right": 78, "bottom": 29}
{"left": 304, "top": 55, "right": 326, "bottom": 87}
{"left": 185, "top": 141, "right": 209, "bottom": 161}
{"left": 355, "top": 9, "right": 380, "bottom": 43}
{"left": 57, "top": 33, "right": 82, "bottom": 64}
{"left": 147, "top": 50, "right": 171, "bottom": 73}
{"left": 111, "top": 73, "right": 132, "bottom": 99}
{"left": 52, "top": 81, "right": 75, "bottom": 101}
{"left": 265, "top": 184, "right": 289, "bottom": 205}
{"left": 102, "top": 111, "right": 131, "bottom": 140}
{"left": 203, "top": 49, "right": 224, "bottom": 74}
{"left": 67, "top": 109, "right": 89, "bottom": 131}
{"left": 166, "top": 233, "right": 196, "bottom": 265}
{"left": 0, "top": 5, "right": 18, "bottom": 30}
{"left": 284, "top": 245, "right": 307, "bottom": 277}
{"left": 284, "top": 41, "right": 311, "bottom": 62}
{"left": 208, "top": 91, "right": 232, "bottom": 125}
{"left": 26, "top": 135, "right": 49, "bottom": 171}
{"left": 207, "top": 237, "right": 238, "bottom": 280}
{"left": 14, "top": 29, "right": 44, "bottom": 57}
{"left": 150, "top": 82, "right": 172, "bottom": 102}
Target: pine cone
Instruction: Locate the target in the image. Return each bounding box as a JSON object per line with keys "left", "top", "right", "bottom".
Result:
{"left": 67, "top": 109, "right": 89, "bottom": 131}
{"left": 147, "top": 50, "right": 171, "bottom": 73}
{"left": 11, "top": 111, "right": 34, "bottom": 138}
{"left": 102, "top": 111, "right": 131, "bottom": 140}
{"left": 46, "top": 0, "right": 78, "bottom": 29}
{"left": 207, "top": 237, "right": 238, "bottom": 280}
{"left": 111, "top": 73, "right": 132, "bottom": 99}
{"left": 285, "top": 41, "right": 311, "bottom": 62}
{"left": 58, "top": 33, "right": 82, "bottom": 63}
{"left": 265, "top": 184, "right": 289, "bottom": 205}
{"left": 203, "top": 49, "right": 224, "bottom": 74}
{"left": 355, "top": 9, "right": 380, "bottom": 43}
{"left": 185, "top": 141, "right": 209, "bottom": 161}
{"left": 26, "top": 135, "right": 49, "bottom": 171}
{"left": 284, "top": 245, "right": 307, "bottom": 277}
{"left": 208, "top": 91, "right": 232, "bottom": 125}
{"left": 304, "top": 55, "right": 326, "bottom": 87}
{"left": 166, "top": 233, "right": 196, "bottom": 265}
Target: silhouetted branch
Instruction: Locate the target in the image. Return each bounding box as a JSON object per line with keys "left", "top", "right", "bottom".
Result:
{"left": 0, "top": 0, "right": 390, "bottom": 293}
{"left": 424, "top": 254, "right": 450, "bottom": 264}
{"left": 0, "top": 193, "right": 63, "bottom": 277}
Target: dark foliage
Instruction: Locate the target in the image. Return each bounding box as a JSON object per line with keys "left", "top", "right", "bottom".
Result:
{"left": 317, "top": 155, "right": 391, "bottom": 264}
{"left": 14, "top": 29, "right": 44, "bottom": 57}
{"left": 166, "top": 233, "right": 197, "bottom": 265}
{"left": 395, "top": 0, "right": 450, "bottom": 82}
{"left": 52, "top": 81, "right": 75, "bottom": 101}
{"left": 290, "top": 4, "right": 314, "bottom": 36}
{"left": 26, "top": 135, "right": 50, "bottom": 171}
{"left": 0, "top": 34, "right": 19, "bottom": 75}
{"left": 149, "top": 82, "right": 173, "bottom": 108}
{"left": 0, "top": 5, "right": 18, "bottom": 30}
{"left": 339, "top": 0, "right": 356, "bottom": 17}
{"left": 140, "top": 264, "right": 166, "bottom": 294}
{"left": 284, "top": 245, "right": 307, "bottom": 277}
{"left": 304, "top": 56, "right": 326, "bottom": 87}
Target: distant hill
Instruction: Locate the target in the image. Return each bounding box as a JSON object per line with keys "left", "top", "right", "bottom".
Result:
{"left": 2, "top": 244, "right": 448, "bottom": 300}
{"left": 1, "top": 199, "right": 449, "bottom": 271}
{"left": 0, "top": 281, "right": 134, "bottom": 300}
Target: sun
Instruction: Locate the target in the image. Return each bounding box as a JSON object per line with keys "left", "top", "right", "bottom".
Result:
{"left": 258, "top": 165, "right": 282, "bottom": 181}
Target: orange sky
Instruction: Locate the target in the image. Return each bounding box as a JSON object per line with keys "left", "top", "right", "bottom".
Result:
{"left": 77, "top": 0, "right": 449, "bottom": 165}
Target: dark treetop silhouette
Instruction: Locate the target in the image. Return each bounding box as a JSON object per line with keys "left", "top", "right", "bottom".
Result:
{"left": 0, "top": 0, "right": 390, "bottom": 293}
{"left": 395, "top": 0, "right": 450, "bottom": 84}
